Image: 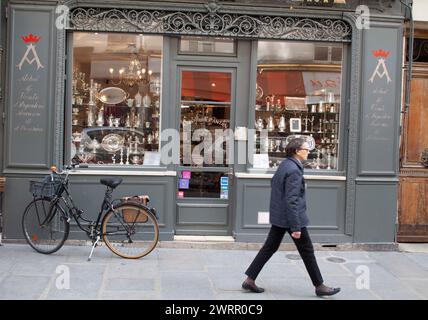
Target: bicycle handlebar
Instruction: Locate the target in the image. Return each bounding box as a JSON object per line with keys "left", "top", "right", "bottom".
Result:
{"left": 50, "top": 163, "right": 88, "bottom": 177}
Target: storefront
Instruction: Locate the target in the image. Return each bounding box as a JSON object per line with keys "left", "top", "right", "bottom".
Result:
{"left": 0, "top": 0, "right": 405, "bottom": 244}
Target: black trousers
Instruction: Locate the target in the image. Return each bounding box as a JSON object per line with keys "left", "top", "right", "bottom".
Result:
{"left": 245, "top": 225, "right": 324, "bottom": 287}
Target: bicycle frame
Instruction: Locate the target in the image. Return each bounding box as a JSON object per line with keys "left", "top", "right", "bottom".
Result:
{"left": 41, "top": 168, "right": 117, "bottom": 240}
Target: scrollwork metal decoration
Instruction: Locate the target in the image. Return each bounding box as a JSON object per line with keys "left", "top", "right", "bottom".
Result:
{"left": 68, "top": 6, "right": 351, "bottom": 42}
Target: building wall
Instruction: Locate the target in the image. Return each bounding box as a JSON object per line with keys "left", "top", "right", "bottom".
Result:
{"left": 0, "top": 0, "right": 405, "bottom": 243}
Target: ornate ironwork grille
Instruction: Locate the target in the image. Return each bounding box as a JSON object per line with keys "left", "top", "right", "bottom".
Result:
{"left": 68, "top": 7, "right": 352, "bottom": 42}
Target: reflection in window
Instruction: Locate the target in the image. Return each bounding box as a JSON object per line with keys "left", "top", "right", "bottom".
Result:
{"left": 179, "top": 36, "right": 236, "bottom": 55}
{"left": 71, "top": 32, "right": 162, "bottom": 166}
{"left": 254, "top": 41, "right": 343, "bottom": 170}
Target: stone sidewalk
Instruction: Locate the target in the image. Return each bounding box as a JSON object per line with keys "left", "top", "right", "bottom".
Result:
{"left": 0, "top": 243, "right": 427, "bottom": 300}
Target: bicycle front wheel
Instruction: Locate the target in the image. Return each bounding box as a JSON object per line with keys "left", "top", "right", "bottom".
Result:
{"left": 102, "top": 203, "right": 159, "bottom": 259}
{"left": 22, "top": 198, "right": 69, "bottom": 254}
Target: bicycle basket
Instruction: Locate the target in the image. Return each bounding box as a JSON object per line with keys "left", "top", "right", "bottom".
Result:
{"left": 121, "top": 195, "right": 150, "bottom": 223}
{"left": 29, "top": 177, "right": 62, "bottom": 199}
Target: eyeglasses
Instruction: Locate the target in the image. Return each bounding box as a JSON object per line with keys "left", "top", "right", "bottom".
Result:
{"left": 298, "top": 148, "right": 310, "bottom": 152}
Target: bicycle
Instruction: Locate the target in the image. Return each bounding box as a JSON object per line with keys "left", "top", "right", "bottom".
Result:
{"left": 21, "top": 164, "right": 159, "bottom": 260}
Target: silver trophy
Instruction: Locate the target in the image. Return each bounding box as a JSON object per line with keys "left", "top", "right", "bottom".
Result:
{"left": 87, "top": 106, "right": 95, "bottom": 127}
{"left": 278, "top": 115, "right": 286, "bottom": 132}
{"left": 318, "top": 119, "right": 323, "bottom": 133}
{"left": 268, "top": 139, "right": 275, "bottom": 152}
{"left": 88, "top": 79, "right": 98, "bottom": 106}
{"left": 125, "top": 147, "right": 130, "bottom": 165}
{"left": 96, "top": 108, "right": 104, "bottom": 127}
{"left": 119, "top": 148, "right": 124, "bottom": 165}
{"left": 303, "top": 116, "right": 309, "bottom": 133}
{"left": 267, "top": 116, "right": 275, "bottom": 132}
{"left": 135, "top": 91, "right": 142, "bottom": 107}
{"left": 275, "top": 139, "right": 281, "bottom": 152}
{"left": 318, "top": 101, "right": 325, "bottom": 113}
{"left": 275, "top": 99, "right": 282, "bottom": 112}
{"left": 315, "top": 148, "right": 321, "bottom": 170}
{"left": 143, "top": 93, "right": 151, "bottom": 108}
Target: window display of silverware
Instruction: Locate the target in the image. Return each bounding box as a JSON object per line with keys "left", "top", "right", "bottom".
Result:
{"left": 71, "top": 76, "right": 160, "bottom": 165}
{"left": 254, "top": 40, "right": 343, "bottom": 170}
{"left": 70, "top": 32, "right": 162, "bottom": 165}
{"left": 254, "top": 101, "right": 340, "bottom": 170}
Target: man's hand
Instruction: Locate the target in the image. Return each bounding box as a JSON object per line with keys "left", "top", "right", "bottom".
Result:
{"left": 291, "top": 232, "right": 301, "bottom": 239}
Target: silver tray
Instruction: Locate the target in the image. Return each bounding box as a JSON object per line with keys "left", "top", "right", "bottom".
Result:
{"left": 97, "top": 87, "right": 128, "bottom": 105}
{"left": 101, "top": 133, "right": 124, "bottom": 152}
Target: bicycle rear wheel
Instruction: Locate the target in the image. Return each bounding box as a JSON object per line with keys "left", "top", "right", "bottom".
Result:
{"left": 22, "top": 198, "right": 69, "bottom": 254}
{"left": 102, "top": 203, "right": 159, "bottom": 259}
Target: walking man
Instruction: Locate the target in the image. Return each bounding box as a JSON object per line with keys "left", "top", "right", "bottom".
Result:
{"left": 242, "top": 138, "right": 341, "bottom": 297}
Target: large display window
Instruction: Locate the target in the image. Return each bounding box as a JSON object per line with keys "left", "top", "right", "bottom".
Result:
{"left": 70, "top": 32, "right": 162, "bottom": 166}
{"left": 253, "top": 41, "right": 343, "bottom": 170}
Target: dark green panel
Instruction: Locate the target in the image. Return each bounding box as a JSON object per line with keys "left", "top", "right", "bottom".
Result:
{"left": 5, "top": 5, "right": 56, "bottom": 171}
{"left": 234, "top": 177, "right": 350, "bottom": 243}
{"left": 354, "top": 181, "right": 398, "bottom": 242}
{"left": 358, "top": 26, "right": 402, "bottom": 175}
{"left": 177, "top": 203, "right": 228, "bottom": 226}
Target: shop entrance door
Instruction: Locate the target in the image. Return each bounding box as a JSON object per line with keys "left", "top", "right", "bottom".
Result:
{"left": 175, "top": 68, "right": 235, "bottom": 236}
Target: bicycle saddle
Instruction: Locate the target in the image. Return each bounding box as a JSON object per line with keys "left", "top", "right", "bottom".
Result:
{"left": 100, "top": 178, "right": 123, "bottom": 189}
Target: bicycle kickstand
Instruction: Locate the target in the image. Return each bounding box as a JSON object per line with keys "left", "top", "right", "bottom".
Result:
{"left": 88, "top": 236, "right": 100, "bottom": 262}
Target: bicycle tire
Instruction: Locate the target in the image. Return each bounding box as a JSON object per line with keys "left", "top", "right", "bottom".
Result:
{"left": 102, "top": 202, "right": 159, "bottom": 259}
{"left": 22, "top": 198, "right": 69, "bottom": 254}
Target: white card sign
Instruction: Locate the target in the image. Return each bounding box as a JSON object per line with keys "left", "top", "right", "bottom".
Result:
{"left": 253, "top": 154, "right": 269, "bottom": 169}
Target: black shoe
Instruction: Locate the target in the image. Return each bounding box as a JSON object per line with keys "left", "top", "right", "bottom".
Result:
{"left": 315, "top": 285, "right": 341, "bottom": 297}
{"left": 242, "top": 281, "right": 265, "bottom": 293}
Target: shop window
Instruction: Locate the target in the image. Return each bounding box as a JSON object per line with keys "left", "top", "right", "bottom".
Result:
{"left": 70, "top": 32, "right": 162, "bottom": 166}
{"left": 180, "top": 71, "right": 232, "bottom": 168}
{"left": 253, "top": 40, "right": 343, "bottom": 170}
{"left": 179, "top": 36, "right": 236, "bottom": 56}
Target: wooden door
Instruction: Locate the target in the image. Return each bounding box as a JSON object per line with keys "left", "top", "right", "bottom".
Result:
{"left": 399, "top": 70, "right": 428, "bottom": 242}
